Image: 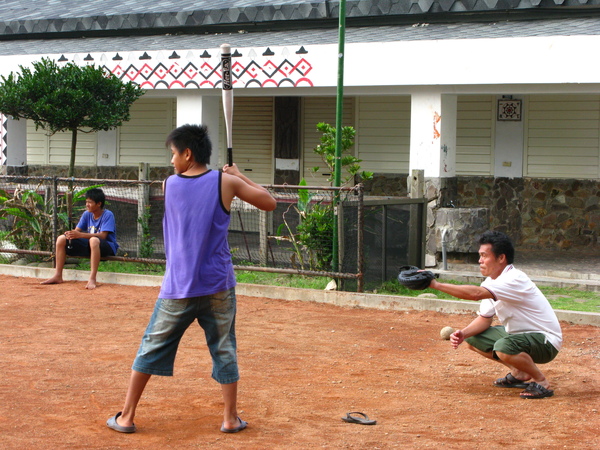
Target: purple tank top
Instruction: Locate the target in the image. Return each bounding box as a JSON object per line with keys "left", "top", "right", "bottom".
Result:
{"left": 158, "top": 170, "right": 235, "bottom": 299}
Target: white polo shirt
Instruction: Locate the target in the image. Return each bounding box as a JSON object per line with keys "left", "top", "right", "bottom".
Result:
{"left": 478, "top": 265, "right": 562, "bottom": 351}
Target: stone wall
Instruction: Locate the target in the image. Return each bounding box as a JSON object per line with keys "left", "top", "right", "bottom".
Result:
{"left": 8, "top": 167, "right": 599, "bottom": 256}
{"left": 11, "top": 164, "right": 173, "bottom": 180}
{"left": 435, "top": 207, "right": 489, "bottom": 253}
{"left": 456, "top": 177, "right": 599, "bottom": 251}
{"left": 362, "top": 173, "right": 599, "bottom": 264}
{"left": 362, "top": 173, "right": 408, "bottom": 197}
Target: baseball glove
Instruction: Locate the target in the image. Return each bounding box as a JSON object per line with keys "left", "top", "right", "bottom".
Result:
{"left": 397, "top": 265, "right": 438, "bottom": 290}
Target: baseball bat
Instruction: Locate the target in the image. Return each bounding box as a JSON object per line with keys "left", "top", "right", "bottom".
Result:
{"left": 221, "top": 43, "right": 233, "bottom": 167}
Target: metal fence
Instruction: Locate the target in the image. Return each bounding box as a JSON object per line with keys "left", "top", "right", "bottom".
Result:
{"left": 0, "top": 175, "right": 164, "bottom": 262}
{"left": 0, "top": 175, "right": 426, "bottom": 291}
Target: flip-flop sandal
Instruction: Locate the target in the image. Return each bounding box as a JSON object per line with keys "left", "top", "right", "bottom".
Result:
{"left": 221, "top": 417, "right": 248, "bottom": 433}
{"left": 106, "top": 412, "right": 137, "bottom": 433}
{"left": 342, "top": 412, "right": 377, "bottom": 425}
{"left": 494, "top": 373, "right": 530, "bottom": 389}
{"left": 520, "top": 382, "right": 554, "bottom": 399}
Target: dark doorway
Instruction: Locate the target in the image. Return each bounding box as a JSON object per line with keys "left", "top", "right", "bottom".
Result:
{"left": 274, "top": 97, "right": 301, "bottom": 185}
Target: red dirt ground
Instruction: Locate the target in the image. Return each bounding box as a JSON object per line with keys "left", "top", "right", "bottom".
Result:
{"left": 0, "top": 274, "right": 599, "bottom": 449}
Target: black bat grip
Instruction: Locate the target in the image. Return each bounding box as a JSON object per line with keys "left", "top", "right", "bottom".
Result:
{"left": 227, "top": 148, "right": 233, "bottom": 167}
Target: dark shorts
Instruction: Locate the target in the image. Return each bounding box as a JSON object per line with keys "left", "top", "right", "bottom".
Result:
{"left": 466, "top": 325, "right": 559, "bottom": 364}
{"left": 65, "top": 238, "right": 115, "bottom": 258}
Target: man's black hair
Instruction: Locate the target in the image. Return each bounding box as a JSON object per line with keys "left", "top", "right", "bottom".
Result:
{"left": 479, "top": 230, "right": 514, "bottom": 264}
{"left": 86, "top": 188, "right": 106, "bottom": 209}
{"left": 165, "top": 124, "right": 212, "bottom": 165}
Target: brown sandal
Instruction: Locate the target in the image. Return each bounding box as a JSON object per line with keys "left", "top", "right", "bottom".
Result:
{"left": 520, "top": 382, "right": 554, "bottom": 399}
{"left": 494, "top": 373, "right": 530, "bottom": 388}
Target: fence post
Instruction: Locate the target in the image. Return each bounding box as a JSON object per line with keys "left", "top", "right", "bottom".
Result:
{"left": 337, "top": 198, "right": 344, "bottom": 268}
{"left": 52, "top": 176, "right": 58, "bottom": 267}
{"left": 137, "top": 163, "right": 150, "bottom": 257}
{"left": 259, "top": 209, "right": 268, "bottom": 266}
{"left": 408, "top": 169, "right": 425, "bottom": 267}
{"left": 408, "top": 169, "right": 424, "bottom": 199}
{"left": 356, "top": 184, "right": 364, "bottom": 293}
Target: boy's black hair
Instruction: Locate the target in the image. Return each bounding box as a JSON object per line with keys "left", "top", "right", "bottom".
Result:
{"left": 165, "top": 124, "right": 212, "bottom": 165}
{"left": 86, "top": 188, "right": 106, "bottom": 209}
{"left": 478, "top": 230, "right": 514, "bottom": 264}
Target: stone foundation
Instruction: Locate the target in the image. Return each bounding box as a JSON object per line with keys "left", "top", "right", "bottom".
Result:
{"left": 7, "top": 167, "right": 598, "bottom": 258}
{"left": 362, "top": 173, "right": 408, "bottom": 197}
{"left": 455, "top": 177, "right": 599, "bottom": 252}
{"left": 13, "top": 164, "right": 173, "bottom": 180}
{"left": 362, "top": 173, "right": 599, "bottom": 264}
{"left": 435, "top": 207, "right": 489, "bottom": 253}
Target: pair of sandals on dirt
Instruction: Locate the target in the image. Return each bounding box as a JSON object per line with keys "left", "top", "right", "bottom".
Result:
{"left": 494, "top": 373, "right": 554, "bottom": 399}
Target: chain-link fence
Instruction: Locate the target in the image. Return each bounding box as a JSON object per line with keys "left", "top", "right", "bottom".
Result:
{"left": 0, "top": 175, "right": 164, "bottom": 262}
{"left": 0, "top": 175, "right": 426, "bottom": 291}
{"left": 233, "top": 184, "right": 364, "bottom": 286}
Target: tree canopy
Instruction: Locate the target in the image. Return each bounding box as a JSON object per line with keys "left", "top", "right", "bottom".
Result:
{"left": 0, "top": 58, "right": 144, "bottom": 176}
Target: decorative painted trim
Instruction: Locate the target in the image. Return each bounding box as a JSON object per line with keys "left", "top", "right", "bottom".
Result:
{"left": 56, "top": 47, "right": 314, "bottom": 89}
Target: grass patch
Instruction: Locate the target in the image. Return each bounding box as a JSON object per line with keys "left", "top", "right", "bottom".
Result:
{"left": 541, "top": 287, "right": 600, "bottom": 313}
{"left": 76, "top": 260, "right": 165, "bottom": 276}
{"left": 377, "top": 278, "right": 600, "bottom": 313}
{"left": 375, "top": 278, "right": 466, "bottom": 300}
{"left": 235, "top": 271, "right": 329, "bottom": 290}
{"left": 70, "top": 261, "right": 599, "bottom": 313}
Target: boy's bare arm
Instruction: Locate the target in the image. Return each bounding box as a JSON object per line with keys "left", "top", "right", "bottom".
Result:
{"left": 222, "top": 164, "right": 276, "bottom": 211}
{"left": 223, "top": 164, "right": 267, "bottom": 191}
{"left": 66, "top": 228, "right": 109, "bottom": 240}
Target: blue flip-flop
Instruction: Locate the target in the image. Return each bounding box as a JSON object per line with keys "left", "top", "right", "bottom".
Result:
{"left": 342, "top": 412, "right": 377, "bottom": 425}
{"left": 221, "top": 417, "right": 248, "bottom": 433}
{"left": 107, "top": 412, "right": 137, "bottom": 433}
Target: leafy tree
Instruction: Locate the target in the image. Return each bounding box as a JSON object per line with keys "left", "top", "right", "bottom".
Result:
{"left": 310, "top": 122, "right": 373, "bottom": 187}
{"left": 277, "top": 123, "right": 373, "bottom": 271}
{"left": 0, "top": 58, "right": 144, "bottom": 177}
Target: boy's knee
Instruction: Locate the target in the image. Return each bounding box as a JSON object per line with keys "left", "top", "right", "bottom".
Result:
{"left": 57, "top": 235, "right": 67, "bottom": 245}
{"left": 89, "top": 237, "right": 100, "bottom": 248}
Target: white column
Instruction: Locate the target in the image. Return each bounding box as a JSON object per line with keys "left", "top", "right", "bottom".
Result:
{"left": 97, "top": 129, "right": 118, "bottom": 166}
{"left": 6, "top": 116, "right": 27, "bottom": 167}
{"left": 440, "top": 95, "right": 457, "bottom": 178}
{"left": 409, "top": 91, "right": 457, "bottom": 178}
{"left": 176, "top": 93, "right": 221, "bottom": 169}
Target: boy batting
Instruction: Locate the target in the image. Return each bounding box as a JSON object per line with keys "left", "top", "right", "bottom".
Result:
{"left": 107, "top": 124, "right": 276, "bottom": 433}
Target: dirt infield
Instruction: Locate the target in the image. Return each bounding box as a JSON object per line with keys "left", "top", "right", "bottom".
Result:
{"left": 1, "top": 274, "right": 599, "bottom": 449}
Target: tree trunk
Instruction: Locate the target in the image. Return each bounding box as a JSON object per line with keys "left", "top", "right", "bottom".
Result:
{"left": 68, "top": 128, "right": 78, "bottom": 178}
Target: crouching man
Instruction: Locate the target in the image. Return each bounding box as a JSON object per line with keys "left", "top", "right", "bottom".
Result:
{"left": 429, "top": 231, "right": 562, "bottom": 399}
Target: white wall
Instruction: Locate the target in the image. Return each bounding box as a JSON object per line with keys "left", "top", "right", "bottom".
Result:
{"left": 356, "top": 96, "right": 410, "bottom": 174}
{"left": 494, "top": 96, "right": 524, "bottom": 178}
{"left": 6, "top": 117, "right": 27, "bottom": 166}
{"left": 409, "top": 90, "right": 457, "bottom": 178}
{"left": 176, "top": 92, "right": 221, "bottom": 170}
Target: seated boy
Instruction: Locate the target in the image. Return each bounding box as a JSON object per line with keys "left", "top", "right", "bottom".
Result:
{"left": 41, "top": 187, "right": 118, "bottom": 289}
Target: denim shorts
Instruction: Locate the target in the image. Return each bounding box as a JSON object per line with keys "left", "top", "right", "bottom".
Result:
{"left": 466, "top": 325, "right": 559, "bottom": 364}
{"left": 132, "top": 288, "right": 239, "bottom": 384}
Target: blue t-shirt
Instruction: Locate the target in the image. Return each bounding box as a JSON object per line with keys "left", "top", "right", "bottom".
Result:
{"left": 76, "top": 209, "right": 119, "bottom": 255}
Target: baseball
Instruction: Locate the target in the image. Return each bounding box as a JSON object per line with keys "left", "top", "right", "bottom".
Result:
{"left": 440, "top": 326, "right": 455, "bottom": 340}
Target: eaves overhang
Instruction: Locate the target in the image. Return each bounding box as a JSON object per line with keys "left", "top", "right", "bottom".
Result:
{"left": 1, "top": 0, "right": 600, "bottom": 41}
